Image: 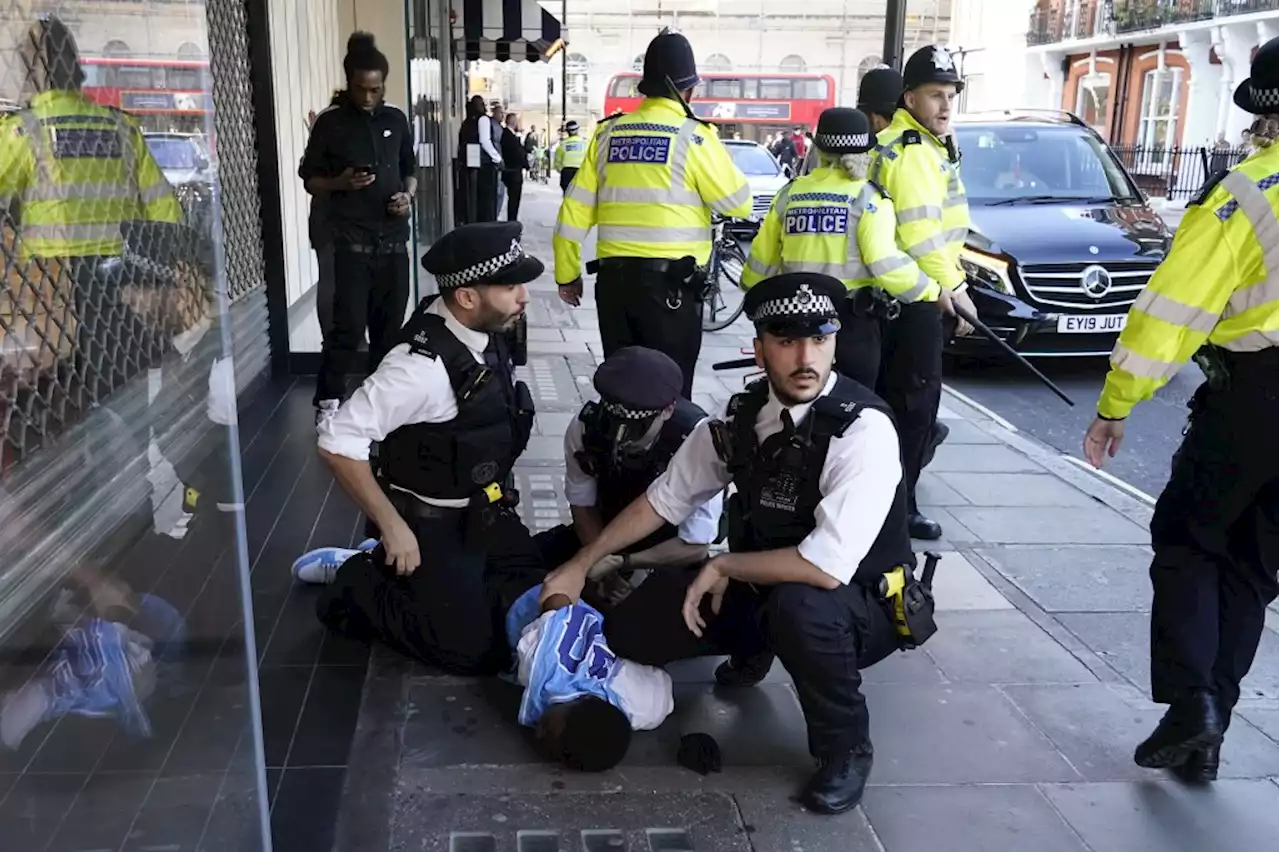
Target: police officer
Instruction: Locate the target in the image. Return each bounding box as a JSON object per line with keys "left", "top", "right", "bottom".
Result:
{"left": 554, "top": 30, "right": 753, "bottom": 399}
{"left": 315, "top": 222, "right": 543, "bottom": 675}
{"left": 300, "top": 33, "right": 417, "bottom": 419}
{"left": 0, "top": 15, "right": 180, "bottom": 400}
{"left": 543, "top": 274, "right": 934, "bottom": 814}
{"left": 869, "top": 44, "right": 978, "bottom": 541}
{"left": 534, "top": 346, "right": 724, "bottom": 599}
{"left": 1083, "top": 38, "right": 1279, "bottom": 784}
{"left": 743, "top": 107, "right": 937, "bottom": 388}
{"left": 554, "top": 119, "right": 587, "bottom": 194}
{"left": 857, "top": 65, "right": 903, "bottom": 136}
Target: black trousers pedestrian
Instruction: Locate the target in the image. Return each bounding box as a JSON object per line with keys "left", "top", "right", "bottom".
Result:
{"left": 1148, "top": 351, "right": 1279, "bottom": 718}
{"left": 596, "top": 262, "right": 702, "bottom": 399}
{"left": 559, "top": 167, "right": 579, "bottom": 194}
{"left": 604, "top": 567, "right": 899, "bottom": 757}
{"left": 877, "top": 301, "right": 944, "bottom": 514}
{"left": 317, "top": 502, "right": 545, "bottom": 675}
{"left": 313, "top": 244, "right": 410, "bottom": 407}
{"left": 504, "top": 174, "right": 523, "bottom": 222}
{"left": 314, "top": 242, "right": 336, "bottom": 342}
{"left": 834, "top": 299, "right": 884, "bottom": 389}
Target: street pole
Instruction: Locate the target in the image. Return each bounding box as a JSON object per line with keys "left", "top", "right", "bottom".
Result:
{"left": 560, "top": 0, "right": 568, "bottom": 128}
{"left": 883, "top": 0, "right": 908, "bottom": 71}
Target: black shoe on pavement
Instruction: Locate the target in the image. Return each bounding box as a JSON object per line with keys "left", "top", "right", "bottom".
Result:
{"left": 1172, "top": 743, "right": 1220, "bottom": 783}
{"left": 1135, "top": 691, "right": 1224, "bottom": 769}
{"left": 714, "top": 651, "right": 775, "bottom": 687}
{"left": 802, "top": 746, "right": 874, "bottom": 814}
{"left": 920, "top": 421, "right": 950, "bottom": 470}
{"left": 908, "top": 512, "right": 943, "bottom": 540}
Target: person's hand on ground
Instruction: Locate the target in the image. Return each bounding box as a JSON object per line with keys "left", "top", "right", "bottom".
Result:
{"left": 1083, "top": 417, "right": 1125, "bottom": 469}
{"left": 558, "top": 278, "right": 583, "bottom": 307}
{"left": 381, "top": 514, "right": 421, "bottom": 576}
{"left": 682, "top": 560, "right": 728, "bottom": 638}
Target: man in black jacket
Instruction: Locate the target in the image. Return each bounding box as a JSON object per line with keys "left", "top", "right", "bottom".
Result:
{"left": 500, "top": 113, "right": 526, "bottom": 222}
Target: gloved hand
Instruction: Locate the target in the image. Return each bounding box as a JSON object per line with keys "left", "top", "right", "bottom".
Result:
{"left": 677, "top": 732, "right": 722, "bottom": 776}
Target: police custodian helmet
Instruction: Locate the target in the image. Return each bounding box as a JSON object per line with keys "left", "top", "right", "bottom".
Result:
{"left": 1236, "top": 36, "right": 1278, "bottom": 115}
{"left": 901, "top": 44, "right": 964, "bottom": 94}
{"left": 744, "top": 273, "right": 846, "bottom": 337}
{"left": 813, "top": 107, "right": 875, "bottom": 156}
{"left": 637, "top": 29, "right": 700, "bottom": 98}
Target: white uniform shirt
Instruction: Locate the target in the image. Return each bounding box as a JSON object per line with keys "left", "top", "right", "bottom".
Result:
{"left": 316, "top": 297, "right": 488, "bottom": 507}
{"left": 646, "top": 374, "right": 903, "bottom": 585}
{"left": 563, "top": 417, "right": 724, "bottom": 546}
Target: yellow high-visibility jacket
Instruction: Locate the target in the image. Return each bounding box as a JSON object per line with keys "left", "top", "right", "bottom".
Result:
{"left": 554, "top": 133, "right": 586, "bottom": 170}
{"left": 0, "top": 90, "right": 180, "bottom": 258}
{"left": 742, "top": 165, "right": 939, "bottom": 304}
{"left": 553, "top": 97, "right": 752, "bottom": 283}
{"left": 1097, "top": 143, "right": 1278, "bottom": 420}
{"left": 868, "top": 108, "right": 970, "bottom": 296}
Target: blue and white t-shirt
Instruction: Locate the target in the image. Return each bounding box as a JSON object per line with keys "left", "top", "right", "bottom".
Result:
{"left": 505, "top": 586, "right": 673, "bottom": 731}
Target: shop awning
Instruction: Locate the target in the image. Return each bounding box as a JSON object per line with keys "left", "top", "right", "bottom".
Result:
{"left": 453, "top": 0, "right": 564, "bottom": 63}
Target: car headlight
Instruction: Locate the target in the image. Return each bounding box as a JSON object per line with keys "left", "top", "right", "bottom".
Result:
{"left": 959, "top": 248, "right": 1013, "bottom": 294}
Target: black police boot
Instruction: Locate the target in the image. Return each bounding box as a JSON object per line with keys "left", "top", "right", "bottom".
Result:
{"left": 714, "top": 651, "right": 775, "bottom": 687}
{"left": 1134, "top": 690, "right": 1224, "bottom": 770}
{"left": 920, "top": 421, "right": 950, "bottom": 470}
{"left": 908, "top": 513, "right": 943, "bottom": 540}
{"left": 802, "top": 744, "right": 874, "bottom": 815}
{"left": 1172, "top": 743, "right": 1221, "bottom": 783}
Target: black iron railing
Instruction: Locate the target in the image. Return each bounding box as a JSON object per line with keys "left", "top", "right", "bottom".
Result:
{"left": 1028, "top": 0, "right": 1277, "bottom": 45}
{"left": 1111, "top": 143, "right": 1250, "bottom": 199}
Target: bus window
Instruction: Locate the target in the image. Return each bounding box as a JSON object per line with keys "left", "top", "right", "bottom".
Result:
{"left": 168, "top": 65, "right": 203, "bottom": 90}
{"left": 759, "top": 78, "right": 793, "bottom": 100}
{"left": 795, "top": 78, "right": 829, "bottom": 100}
{"left": 116, "top": 65, "right": 156, "bottom": 89}
{"left": 742, "top": 78, "right": 759, "bottom": 99}
{"left": 80, "top": 64, "right": 105, "bottom": 87}
{"left": 705, "top": 78, "right": 741, "bottom": 98}
{"left": 609, "top": 77, "right": 639, "bottom": 98}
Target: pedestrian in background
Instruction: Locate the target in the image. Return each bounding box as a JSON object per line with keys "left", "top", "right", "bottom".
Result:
{"left": 501, "top": 112, "right": 526, "bottom": 222}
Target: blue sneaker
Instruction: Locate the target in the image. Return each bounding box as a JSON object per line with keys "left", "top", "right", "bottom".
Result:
{"left": 291, "top": 547, "right": 361, "bottom": 585}
{"left": 357, "top": 538, "right": 378, "bottom": 552}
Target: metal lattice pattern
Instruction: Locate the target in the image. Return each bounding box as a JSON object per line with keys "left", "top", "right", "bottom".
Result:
{"left": 0, "top": 0, "right": 264, "bottom": 465}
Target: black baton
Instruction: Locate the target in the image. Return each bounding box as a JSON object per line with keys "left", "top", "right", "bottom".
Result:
{"left": 953, "top": 304, "right": 1075, "bottom": 407}
{"left": 713, "top": 357, "right": 757, "bottom": 371}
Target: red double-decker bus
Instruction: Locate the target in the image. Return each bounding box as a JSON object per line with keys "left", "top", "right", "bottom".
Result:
{"left": 80, "top": 57, "right": 211, "bottom": 133}
{"left": 602, "top": 71, "right": 835, "bottom": 143}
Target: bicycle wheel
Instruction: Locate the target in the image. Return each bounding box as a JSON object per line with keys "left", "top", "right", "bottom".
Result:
{"left": 701, "top": 241, "right": 748, "bottom": 332}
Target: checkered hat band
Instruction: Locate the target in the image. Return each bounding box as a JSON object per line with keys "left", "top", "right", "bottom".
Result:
{"left": 752, "top": 294, "right": 838, "bottom": 321}
{"left": 435, "top": 239, "right": 524, "bottom": 289}
{"left": 601, "top": 400, "right": 662, "bottom": 421}
{"left": 816, "top": 132, "right": 869, "bottom": 150}
{"left": 1252, "top": 85, "right": 1278, "bottom": 109}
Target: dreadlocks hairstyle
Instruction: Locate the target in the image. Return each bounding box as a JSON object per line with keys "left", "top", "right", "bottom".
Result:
{"left": 343, "top": 31, "right": 389, "bottom": 81}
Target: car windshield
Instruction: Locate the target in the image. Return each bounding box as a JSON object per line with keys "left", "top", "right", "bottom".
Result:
{"left": 146, "top": 137, "right": 200, "bottom": 170}
{"left": 954, "top": 124, "right": 1140, "bottom": 205}
{"left": 727, "top": 144, "right": 781, "bottom": 176}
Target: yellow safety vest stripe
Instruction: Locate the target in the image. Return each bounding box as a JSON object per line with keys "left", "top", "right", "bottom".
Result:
{"left": 1097, "top": 145, "right": 1278, "bottom": 420}
{"left": 553, "top": 98, "right": 752, "bottom": 283}
{"left": 869, "top": 109, "right": 969, "bottom": 295}
{"left": 741, "top": 168, "right": 938, "bottom": 303}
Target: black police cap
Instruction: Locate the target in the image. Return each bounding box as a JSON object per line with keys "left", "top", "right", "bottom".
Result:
{"left": 637, "top": 31, "right": 699, "bottom": 99}
{"left": 421, "top": 221, "right": 544, "bottom": 290}
{"left": 1236, "top": 37, "right": 1278, "bottom": 115}
{"left": 593, "top": 346, "right": 683, "bottom": 416}
{"left": 857, "top": 66, "right": 903, "bottom": 118}
{"left": 814, "top": 107, "right": 874, "bottom": 155}
{"left": 902, "top": 44, "right": 964, "bottom": 93}
{"left": 744, "top": 273, "right": 845, "bottom": 337}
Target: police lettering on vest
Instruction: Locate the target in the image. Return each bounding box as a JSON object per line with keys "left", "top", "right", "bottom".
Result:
{"left": 607, "top": 135, "right": 671, "bottom": 165}
{"left": 784, "top": 206, "right": 850, "bottom": 236}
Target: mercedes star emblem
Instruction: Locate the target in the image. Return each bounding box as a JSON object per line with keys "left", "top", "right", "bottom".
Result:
{"left": 1080, "top": 265, "right": 1112, "bottom": 299}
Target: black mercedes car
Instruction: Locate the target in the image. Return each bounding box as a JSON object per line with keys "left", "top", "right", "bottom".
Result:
{"left": 949, "top": 111, "right": 1173, "bottom": 357}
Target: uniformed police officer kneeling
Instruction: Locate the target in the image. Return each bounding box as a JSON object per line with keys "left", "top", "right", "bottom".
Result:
{"left": 541, "top": 273, "right": 936, "bottom": 814}
{"left": 316, "top": 222, "right": 543, "bottom": 675}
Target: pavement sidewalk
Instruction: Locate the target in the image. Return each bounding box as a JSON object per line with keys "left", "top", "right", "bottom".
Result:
{"left": 332, "top": 183, "right": 1278, "bottom": 852}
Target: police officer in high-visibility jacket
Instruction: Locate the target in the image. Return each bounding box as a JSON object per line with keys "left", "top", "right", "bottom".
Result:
{"left": 1083, "top": 38, "right": 1279, "bottom": 785}
{"left": 868, "top": 44, "right": 978, "bottom": 541}
{"left": 743, "top": 107, "right": 937, "bottom": 388}
{"left": 553, "top": 30, "right": 752, "bottom": 399}
{"left": 0, "top": 15, "right": 180, "bottom": 398}
{"left": 554, "top": 120, "right": 587, "bottom": 195}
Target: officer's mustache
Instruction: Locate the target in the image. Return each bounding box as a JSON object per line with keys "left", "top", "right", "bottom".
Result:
{"left": 789, "top": 368, "right": 819, "bottom": 381}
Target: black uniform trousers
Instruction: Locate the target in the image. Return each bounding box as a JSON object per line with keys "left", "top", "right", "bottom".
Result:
{"left": 604, "top": 567, "right": 898, "bottom": 758}
{"left": 559, "top": 167, "right": 579, "bottom": 194}
{"left": 834, "top": 297, "right": 884, "bottom": 389}
{"left": 503, "top": 172, "right": 524, "bottom": 222}
{"left": 1148, "top": 349, "right": 1279, "bottom": 718}
{"left": 596, "top": 262, "right": 702, "bottom": 400}
{"left": 313, "top": 242, "right": 410, "bottom": 406}
{"left": 876, "top": 301, "right": 944, "bottom": 514}
{"left": 317, "top": 501, "right": 545, "bottom": 675}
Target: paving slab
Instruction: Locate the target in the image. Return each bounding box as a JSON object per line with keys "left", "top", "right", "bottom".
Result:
{"left": 932, "top": 418, "right": 998, "bottom": 444}
{"left": 1239, "top": 706, "right": 1279, "bottom": 742}
{"left": 913, "top": 506, "right": 982, "bottom": 547}
{"left": 533, "top": 411, "right": 575, "bottom": 439}
{"left": 862, "top": 683, "right": 1081, "bottom": 784}
{"left": 974, "top": 545, "right": 1154, "bottom": 613}
{"left": 734, "top": 794, "right": 883, "bottom": 852}
{"left": 914, "top": 471, "right": 970, "bottom": 507}
{"left": 947, "top": 506, "right": 1150, "bottom": 545}
{"left": 1002, "top": 683, "right": 1279, "bottom": 782}
{"left": 861, "top": 785, "right": 1089, "bottom": 852}
{"left": 928, "top": 551, "right": 1014, "bottom": 611}
{"left": 1039, "top": 779, "right": 1280, "bottom": 852}
{"left": 926, "top": 610, "right": 1097, "bottom": 684}
{"left": 925, "top": 443, "right": 1046, "bottom": 473}
{"left": 935, "top": 471, "right": 1097, "bottom": 507}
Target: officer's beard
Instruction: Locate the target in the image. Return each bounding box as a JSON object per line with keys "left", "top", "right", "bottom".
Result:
{"left": 476, "top": 302, "right": 525, "bottom": 334}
